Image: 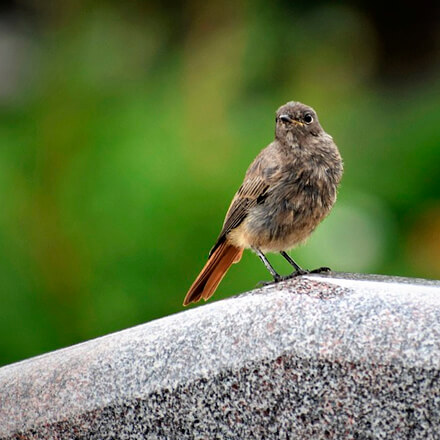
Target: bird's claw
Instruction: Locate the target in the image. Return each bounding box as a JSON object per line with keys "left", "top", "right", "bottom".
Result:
{"left": 257, "top": 267, "right": 331, "bottom": 287}
{"left": 309, "top": 266, "right": 331, "bottom": 274}
{"left": 257, "top": 274, "right": 286, "bottom": 287}
{"left": 284, "top": 266, "right": 331, "bottom": 279}
{"left": 284, "top": 269, "right": 309, "bottom": 279}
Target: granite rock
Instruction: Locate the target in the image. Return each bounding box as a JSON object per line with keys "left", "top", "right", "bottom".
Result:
{"left": 1, "top": 273, "right": 440, "bottom": 439}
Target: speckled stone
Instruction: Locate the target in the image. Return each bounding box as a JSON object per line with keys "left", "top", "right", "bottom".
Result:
{"left": 1, "top": 273, "right": 440, "bottom": 439}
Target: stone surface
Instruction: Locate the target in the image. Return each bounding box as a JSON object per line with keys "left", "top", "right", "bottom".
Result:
{"left": 1, "top": 273, "right": 440, "bottom": 439}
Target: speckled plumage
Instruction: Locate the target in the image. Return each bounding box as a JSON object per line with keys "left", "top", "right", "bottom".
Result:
{"left": 184, "top": 101, "right": 343, "bottom": 305}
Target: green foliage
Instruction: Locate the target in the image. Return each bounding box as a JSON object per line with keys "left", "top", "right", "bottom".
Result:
{"left": 0, "top": 3, "right": 439, "bottom": 365}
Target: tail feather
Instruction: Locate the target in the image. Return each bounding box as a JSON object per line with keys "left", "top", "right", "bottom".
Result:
{"left": 183, "top": 242, "right": 243, "bottom": 306}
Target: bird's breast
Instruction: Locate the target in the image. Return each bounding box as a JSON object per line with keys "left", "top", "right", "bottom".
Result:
{"left": 280, "top": 164, "right": 338, "bottom": 216}
{"left": 236, "top": 162, "right": 339, "bottom": 252}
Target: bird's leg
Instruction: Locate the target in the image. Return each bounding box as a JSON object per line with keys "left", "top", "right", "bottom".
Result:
{"left": 253, "top": 247, "right": 283, "bottom": 285}
{"left": 280, "top": 251, "right": 303, "bottom": 272}
{"left": 280, "top": 251, "right": 331, "bottom": 277}
{"left": 280, "top": 251, "right": 308, "bottom": 276}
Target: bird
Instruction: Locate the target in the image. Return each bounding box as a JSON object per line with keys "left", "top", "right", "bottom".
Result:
{"left": 183, "top": 101, "right": 343, "bottom": 306}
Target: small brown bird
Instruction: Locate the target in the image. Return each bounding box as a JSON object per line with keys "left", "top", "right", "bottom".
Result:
{"left": 183, "top": 101, "right": 343, "bottom": 306}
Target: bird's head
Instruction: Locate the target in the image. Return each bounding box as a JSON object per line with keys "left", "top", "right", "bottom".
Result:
{"left": 275, "top": 101, "right": 323, "bottom": 141}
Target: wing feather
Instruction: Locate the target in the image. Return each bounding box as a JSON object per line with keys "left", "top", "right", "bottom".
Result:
{"left": 209, "top": 150, "right": 281, "bottom": 256}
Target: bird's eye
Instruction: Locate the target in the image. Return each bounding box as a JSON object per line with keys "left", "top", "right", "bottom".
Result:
{"left": 304, "top": 113, "right": 313, "bottom": 124}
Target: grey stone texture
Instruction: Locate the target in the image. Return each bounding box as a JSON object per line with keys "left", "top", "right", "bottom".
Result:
{"left": 1, "top": 273, "right": 440, "bottom": 439}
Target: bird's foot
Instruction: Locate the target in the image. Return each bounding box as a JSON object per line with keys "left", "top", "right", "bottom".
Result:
{"left": 284, "top": 266, "right": 331, "bottom": 279}
{"left": 257, "top": 273, "right": 286, "bottom": 287}
{"left": 286, "top": 268, "right": 309, "bottom": 278}
{"left": 257, "top": 267, "right": 331, "bottom": 287}
{"left": 309, "top": 266, "right": 331, "bottom": 274}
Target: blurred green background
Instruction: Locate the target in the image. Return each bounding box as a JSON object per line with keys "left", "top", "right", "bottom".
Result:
{"left": 0, "top": 1, "right": 439, "bottom": 366}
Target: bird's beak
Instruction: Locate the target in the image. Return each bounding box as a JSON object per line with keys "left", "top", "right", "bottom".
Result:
{"left": 279, "top": 114, "right": 293, "bottom": 124}
{"left": 279, "top": 114, "right": 304, "bottom": 126}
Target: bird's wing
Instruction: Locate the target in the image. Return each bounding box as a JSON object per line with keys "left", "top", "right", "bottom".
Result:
{"left": 209, "top": 152, "right": 280, "bottom": 257}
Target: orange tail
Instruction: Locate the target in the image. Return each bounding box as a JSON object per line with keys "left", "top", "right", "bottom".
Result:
{"left": 183, "top": 241, "right": 243, "bottom": 306}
